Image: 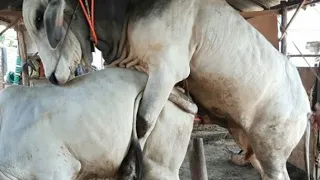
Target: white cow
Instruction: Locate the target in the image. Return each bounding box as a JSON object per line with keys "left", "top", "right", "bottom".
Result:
{"left": 0, "top": 68, "right": 194, "bottom": 180}
{"left": 22, "top": 0, "right": 312, "bottom": 179}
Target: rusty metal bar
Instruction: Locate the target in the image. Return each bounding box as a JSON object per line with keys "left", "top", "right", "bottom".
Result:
{"left": 288, "top": 54, "right": 320, "bottom": 58}
{"left": 188, "top": 138, "right": 208, "bottom": 180}
{"left": 279, "top": 0, "right": 307, "bottom": 42}
{"left": 280, "top": 0, "right": 288, "bottom": 55}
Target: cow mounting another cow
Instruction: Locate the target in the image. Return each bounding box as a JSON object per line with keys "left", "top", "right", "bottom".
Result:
{"left": 22, "top": 0, "right": 312, "bottom": 179}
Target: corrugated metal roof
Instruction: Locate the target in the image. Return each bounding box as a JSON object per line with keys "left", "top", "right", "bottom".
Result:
{"left": 226, "top": 0, "right": 313, "bottom": 11}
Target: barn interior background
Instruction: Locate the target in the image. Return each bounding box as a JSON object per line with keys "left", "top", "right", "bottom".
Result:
{"left": 0, "top": 0, "right": 320, "bottom": 179}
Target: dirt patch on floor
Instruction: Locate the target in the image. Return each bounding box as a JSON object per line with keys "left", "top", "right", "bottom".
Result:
{"left": 179, "top": 125, "right": 308, "bottom": 180}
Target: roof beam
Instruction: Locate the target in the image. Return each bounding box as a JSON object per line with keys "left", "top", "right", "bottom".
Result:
{"left": 271, "top": 0, "right": 320, "bottom": 10}
{"left": 0, "top": 17, "right": 20, "bottom": 36}
{"left": 0, "top": 10, "right": 21, "bottom": 18}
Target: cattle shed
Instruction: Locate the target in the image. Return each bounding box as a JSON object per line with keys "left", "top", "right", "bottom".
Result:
{"left": 0, "top": 0, "right": 320, "bottom": 180}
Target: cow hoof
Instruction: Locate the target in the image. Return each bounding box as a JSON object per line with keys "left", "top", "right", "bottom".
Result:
{"left": 136, "top": 113, "right": 149, "bottom": 139}
{"left": 231, "top": 154, "right": 250, "bottom": 166}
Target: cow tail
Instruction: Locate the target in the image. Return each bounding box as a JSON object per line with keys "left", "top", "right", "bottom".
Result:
{"left": 305, "top": 113, "right": 311, "bottom": 180}
{"left": 116, "top": 92, "right": 144, "bottom": 180}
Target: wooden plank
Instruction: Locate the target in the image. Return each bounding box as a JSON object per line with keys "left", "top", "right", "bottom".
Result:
{"left": 0, "top": 10, "right": 21, "bottom": 18}
{"left": 246, "top": 13, "right": 279, "bottom": 50}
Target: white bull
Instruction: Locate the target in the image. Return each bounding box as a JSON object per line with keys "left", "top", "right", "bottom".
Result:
{"left": 22, "top": 0, "right": 312, "bottom": 179}
{"left": 0, "top": 68, "right": 194, "bottom": 180}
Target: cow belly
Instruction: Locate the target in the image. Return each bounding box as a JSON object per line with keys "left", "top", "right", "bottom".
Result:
{"left": 187, "top": 71, "right": 260, "bottom": 129}
{"left": 188, "top": 48, "right": 310, "bottom": 132}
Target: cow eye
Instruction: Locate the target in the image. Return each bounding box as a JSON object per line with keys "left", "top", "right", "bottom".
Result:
{"left": 35, "top": 10, "right": 44, "bottom": 30}
{"left": 36, "top": 16, "right": 43, "bottom": 22}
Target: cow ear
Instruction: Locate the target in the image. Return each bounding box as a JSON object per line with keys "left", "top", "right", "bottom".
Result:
{"left": 44, "top": 0, "right": 66, "bottom": 49}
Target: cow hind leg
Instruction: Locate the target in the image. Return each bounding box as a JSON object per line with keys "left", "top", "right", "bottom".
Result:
{"left": 251, "top": 144, "right": 290, "bottom": 180}
{"left": 249, "top": 123, "right": 302, "bottom": 180}
{"left": 229, "top": 127, "right": 264, "bottom": 175}
{"left": 228, "top": 123, "right": 252, "bottom": 166}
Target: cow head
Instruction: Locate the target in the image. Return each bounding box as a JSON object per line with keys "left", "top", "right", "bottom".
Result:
{"left": 23, "top": 0, "right": 93, "bottom": 85}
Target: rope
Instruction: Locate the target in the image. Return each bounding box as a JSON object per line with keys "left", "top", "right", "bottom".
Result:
{"left": 78, "top": 0, "right": 97, "bottom": 45}
{"left": 292, "top": 41, "right": 320, "bottom": 82}
{"left": 53, "top": 3, "right": 80, "bottom": 73}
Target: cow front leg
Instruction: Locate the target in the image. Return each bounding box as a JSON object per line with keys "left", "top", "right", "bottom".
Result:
{"left": 136, "top": 71, "right": 178, "bottom": 138}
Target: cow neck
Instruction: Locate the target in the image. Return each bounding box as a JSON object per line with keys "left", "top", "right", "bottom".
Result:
{"left": 78, "top": 0, "right": 98, "bottom": 45}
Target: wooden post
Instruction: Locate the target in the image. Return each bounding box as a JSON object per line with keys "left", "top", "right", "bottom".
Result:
{"left": 188, "top": 138, "right": 208, "bottom": 180}
{"left": 280, "top": 0, "right": 287, "bottom": 55}
{"left": 16, "top": 29, "right": 29, "bottom": 86}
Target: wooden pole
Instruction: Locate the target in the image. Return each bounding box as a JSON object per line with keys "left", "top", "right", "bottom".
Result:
{"left": 188, "top": 138, "right": 208, "bottom": 180}
{"left": 16, "top": 29, "right": 29, "bottom": 86}
{"left": 0, "top": 17, "right": 20, "bottom": 37}
{"left": 280, "top": 0, "right": 287, "bottom": 55}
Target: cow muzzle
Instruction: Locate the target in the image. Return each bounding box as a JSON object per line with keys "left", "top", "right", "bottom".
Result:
{"left": 49, "top": 73, "right": 60, "bottom": 85}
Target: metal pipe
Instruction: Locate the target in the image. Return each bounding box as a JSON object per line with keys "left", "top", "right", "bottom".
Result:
{"left": 279, "top": 0, "right": 307, "bottom": 42}
{"left": 280, "top": 0, "right": 288, "bottom": 55}
{"left": 288, "top": 54, "right": 320, "bottom": 58}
